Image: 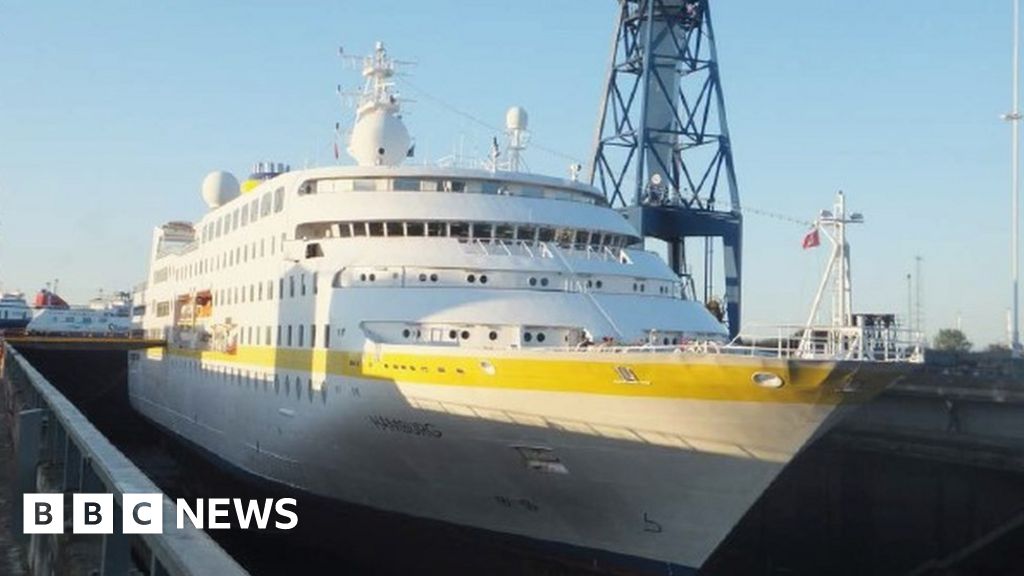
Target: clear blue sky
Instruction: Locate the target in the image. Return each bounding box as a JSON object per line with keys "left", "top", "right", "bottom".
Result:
{"left": 0, "top": 1, "right": 1015, "bottom": 346}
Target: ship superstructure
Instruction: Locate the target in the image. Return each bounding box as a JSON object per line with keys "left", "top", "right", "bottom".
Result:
{"left": 129, "top": 43, "right": 917, "bottom": 572}
{"left": 0, "top": 292, "right": 31, "bottom": 330}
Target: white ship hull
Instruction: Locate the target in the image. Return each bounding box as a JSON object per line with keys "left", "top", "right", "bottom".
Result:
{"left": 128, "top": 346, "right": 888, "bottom": 570}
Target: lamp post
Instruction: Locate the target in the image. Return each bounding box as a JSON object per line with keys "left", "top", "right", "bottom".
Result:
{"left": 1005, "top": 0, "right": 1023, "bottom": 358}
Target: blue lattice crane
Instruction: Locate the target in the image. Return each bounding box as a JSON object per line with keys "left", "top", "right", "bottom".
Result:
{"left": 590, "top": 0, "right": 742, "bottom": 336}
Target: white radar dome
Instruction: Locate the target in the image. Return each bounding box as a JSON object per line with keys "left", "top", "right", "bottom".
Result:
{"left": 347, "top": 109, "right": 411, "bottom": 167}
{"left": 201, "top": 171, "right": 240, "bottom": 208}
{"left": 506, "top": 106, "right": 529, "bottom": 131}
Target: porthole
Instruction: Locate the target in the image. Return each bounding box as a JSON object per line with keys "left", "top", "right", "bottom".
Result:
{"left": 369, "top": 273, "right": 376, "bottom": 282}
{"left": 467, "top": 274, "right": 476, "bottom": 283}
{"left": 416, "top": 329, "right": 422, "bottom": 338}
{"left": 662, "top": 338, "right": 669, "bottom": 345}
{"left": 419, "top": 273, "right": 427, "bottom": 282}
{"left": 360, "top": 273, "right": 367, "bottom": 281}
{"left": 529, "top": 277, "right": 537, "bottom": 287}
{"left": 537, "top": 333, "right": 546, "bottom": 343}
{"left": 449, "top": 330, "right": 458, "bottom": 340}
{"left": 639, "top": 284, "right": 645, "bottom": 292}
{"left": 461, "top": 330, "right": 470, "bottom": 340}
{"left": 430, "top": 273, "right": 438, "bottom": 282}
{"left": 402, "top": 329, "right": 411, "bottom": 338}
{"left": 489, "top": 331, "right": 498, "bottom": 341}
{"left": 595, "top": 280, "right": 603, "bottom": 289}
{"left": 672, "top": 337, "right": 679, "bottom": 345}
{"left": 524, "top": 332, "right": 533, "bottom": 342}
{"left": 540, "top": 278, "right": 549, "bottom": 287}
{"left": 586, "top": 280, "right": 593, "bottom": 288}
{"left": 480, "top": 275, "right": 488, "bottom": 284}
{"left": 632, "top": 282, "right": 637, "bottom": 291}
{"left": 752, "top": 372, "right": 785, "bottom": 389}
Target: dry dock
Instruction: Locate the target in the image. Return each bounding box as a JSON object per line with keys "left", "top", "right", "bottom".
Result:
{"left": 3, "top": 341, "right": 1024, "bottom": 575}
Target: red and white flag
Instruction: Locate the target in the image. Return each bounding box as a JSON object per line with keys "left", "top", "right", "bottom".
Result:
{"left": 802, "top": 227, "right": 820, "bottom": 249}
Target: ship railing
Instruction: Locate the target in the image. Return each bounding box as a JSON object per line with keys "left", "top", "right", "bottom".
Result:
{"left": 541, "top": 324, "right": 924, "bottom": 363}
{"left": 1, "top": 343, "right": 249, "bottom": 576}
{"left": 727, "top": 323, "right": 925, "bottom": 363}
{"left": 459, "top": 238, "right": 627, "bottom": 263}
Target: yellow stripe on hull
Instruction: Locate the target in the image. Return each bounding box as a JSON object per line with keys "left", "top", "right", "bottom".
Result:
{"left": 160, "top": 344, "right": 898, "bottom": 405}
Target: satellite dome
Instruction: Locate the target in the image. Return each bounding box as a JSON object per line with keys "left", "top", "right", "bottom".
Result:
{"left": 348, "top": 109, "right": 411, "bottom": 167}
{"left": 201, "top": 171, "right": 240, "bottom": 208}
{"left": 506, "top": 106, "right": 529, "bottom": 131}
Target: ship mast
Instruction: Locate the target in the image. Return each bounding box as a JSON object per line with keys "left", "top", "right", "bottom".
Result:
{"left": 800, "top": 192, "right": 864, "bottom": 352}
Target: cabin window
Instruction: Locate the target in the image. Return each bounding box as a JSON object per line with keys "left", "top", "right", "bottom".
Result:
{"left": 260, "top": 193, "right": 272, "bottom": 217}
{"left": 267, "top": 280, "right": 274, "bottom": 300}
{"left": 495, "top": 225, "right": 515, "bottom": 240}
{"left": 353, "top": 179, "right": 376, "bottom": 191}
{"left": 287, "top": 325, "right": 293, "bottom": 347}
{"left": 232, "top": 209, "right": 240, "bottom": 230}
{"left": 273, "top": 187, "right": 284, "bottom": 213}
{"left": 538, "top": 228, "right": 555, "bottom": 242}
{"left": 265, "top": 326, "right": 272, "bottom": 345}
{"left": 516, "top": 226, "right": 536, "bottom": 241}
{"left": 298, "top": 325, "right": 304, "bottom": 347}
{"left": 277, "top": 325, "right": 282, "bottom": 345}
{"left": 305, "top": 243, "right": 323, "bottom": 259}
{"left": 555, "top": 228, "right": 574, "bottom": 246}
{"left": 384, "top": 222, "right": 403, "bottom": 237}
{"left": 279, "top": 278, "right": 285, "bottom": 298}
{"left": 394, "top": 178, "right": 419, "bottom": 191}
{"left": 450, "top": 222, "right": 470, "bottom": 238}
{"left": 481, "top": 181, "right": 500, "bottom": 194}
{"left": 300, "top": 274, "right": 307, "bottom": 296}
{"left": 324, "top": 324, "right": 330, "bottom": 348}
{"left": 313, "top": 272, "right": 319, "bottom": 295}
{"left": 472, "top": 223, "right": 493, "bottom": 239}
{"left": 289, "top": 276, "right": 295, "bottom": 298}
{"left": 309, "top": 325, "right": 316, "bottom": 348}
{"left": 250, "top": 200, "right": 259, "bottom": 222}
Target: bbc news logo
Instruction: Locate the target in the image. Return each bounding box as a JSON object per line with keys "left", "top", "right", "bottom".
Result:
{"left": 24, "top": 494, "right": 298, "bottom": 534}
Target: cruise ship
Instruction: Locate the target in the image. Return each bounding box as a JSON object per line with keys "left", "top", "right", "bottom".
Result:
{"left": 129, "top": 43, "right": 918, "bottom": 572}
